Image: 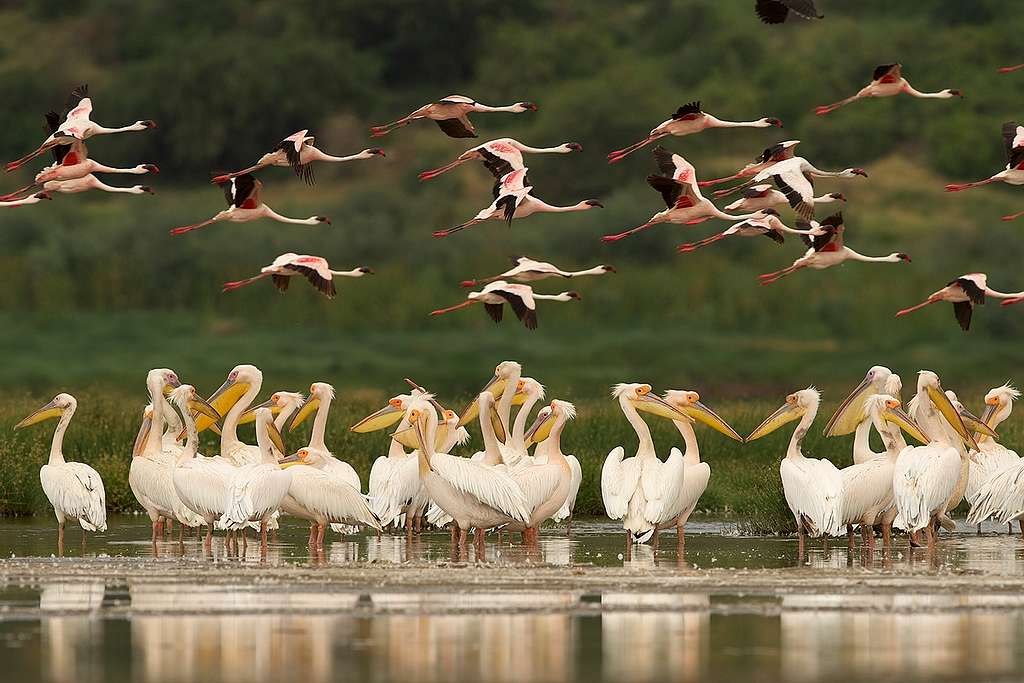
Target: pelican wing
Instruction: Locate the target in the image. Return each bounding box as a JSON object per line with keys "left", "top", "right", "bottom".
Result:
{"left": 839, "top": 459, "right": 894, "bottom": 525}
{"left": 40, "top": 462, "right": 107, "bottom": 532}
{"left": 511, "top": 462, "right": 565, "bottom": 516}
{"left": 553, "top": 455, "right": 582, "bottom": 522}
{"left": 966, "top": 446, "right": 1021, "bottom": 504}
{"left": 172, "top": 459, "right": 230, "bottom": 520}
{"left": 601, "top": 447, "right": 641, "bottom": 520}
{"left": 677, "top": 460, "right": 711, "bottom": 517}
{"left": 780, "top": 457, "right": 843, "bottom": 537}
{"left": 642, "top": 449, "right": 687, "bottom": 526}
{"left": 289, "top": 467, "right": 381, "bottom": 530}
{"left": 320, "top": 454, "right": 362, "bottom": 491}
{"left": 967, "top": 461, "right": 1024, "bottom": 524}
{"left": 219, "top": 465, "right": 291, "bottom": 529}
{"left": 367, "top": 455, "right": 420, "bottom": 525}
{"left": 893, "top": 444, "right": 960, "bottom": 531}
{"left": 430, "top": 452, "right": 530, "bottom": 522}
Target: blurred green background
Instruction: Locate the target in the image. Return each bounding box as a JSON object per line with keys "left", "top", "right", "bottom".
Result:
{"left": 2, "top": 1, "right": 1024, "bottom": 518}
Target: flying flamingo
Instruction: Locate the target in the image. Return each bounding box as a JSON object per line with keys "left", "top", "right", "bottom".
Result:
{"left": 601, "top": 147, "right": 768, "bottom": 243}
{"left": 723, "top": 156, "right": 866, "bottom": 219}
{"left": 896, "top": 273, "right": 1022, "bottom": 331}
{"left": 999, "top": 64, "right": 1024, "bottom": 73}
{"left": 6, "top": 85, "right": 156, "bottom": 172}
{"left": 0, "top": 192, "right": 51, "bottom": 207}
{"left": 759, "top": 213, "right": 910, "bottom": 285}
{"left": 724, "top": 184, "right": 844, "bottom": 213}
{"left": 946, "top": 123, "right": 1024, "bottom": 219}
{"left": 606, "top": 101, "right": 781, "bottom": 164}
{"left": 814, "top": 64, "right": 962, "bottom": 116}
{"left": 432, "top": 168, "right": 602, "bottom": 238}
{"left": 170, "top": 174, "right": 329, "bottom": 236}
{"left": 705, "top": 140, "right": 803, "bottom": 192}
{"left": 211, "top": 130, "right": 384, "bottom": 185}
{"left": 419, "top": 138, "right": 582, "bottom": 181}
{"left": 369, "top": 95, "right": 536, "bottom": 138}
{"left": 755, "top": 0, "right": 823, "bottom": 24}
{"left": 460, "top": 256, "right": 615, "bottom": 287}
{"left": 676, "top": 210, "right": 822, "bottom": 253}
{"left": 222, "top": 253, "right": 373, "bottom": 298}
{"left": 430, "top": 280, "right": 580, "bottom": 330}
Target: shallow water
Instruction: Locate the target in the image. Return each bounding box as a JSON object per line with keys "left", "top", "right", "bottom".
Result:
{"left": 2, "top": 515, "right": 1024, "bottom": 683}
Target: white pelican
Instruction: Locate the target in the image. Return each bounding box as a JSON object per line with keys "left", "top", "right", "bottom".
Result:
{"left": 169, "top": 385, "right": 234, "bottom": 549}
{"left": 357, "top": 391, "right": 468, "bottom": 534}
{"left": 278, "top": 448, "right": 382, "bottom": 548}
{"left": 821, "top": 365, "right": 894, "bottom": 446}
{"left": 459, "top": 360, "right": 523, "bottom": 445}
{"left": 369, "top": 95, "right": 536, "bottom": 138}
{"left": 418, "top": 138, "right": 581, "bottom": 181}
{"left": 287, "top": 382, "right": 361, "bottom": 491}
{"left": 600, "top": 383, "right": 691, "bottom": 547}
{"left": 815, "top": 63, "right": 962, "bottom": 116}
{"left": 129, "top": 368, "right": 198, "bottom": 542}
{"left": 212, "top": 129, "right": 384, "bottom": 185}
{"left": 661, "top": 390, "right": 743, "bottom": 544}
{"left": 894, "top": 371, "right": 980, "bottom": 548}
{"left": 240, "top": 390, "right": 307, "bottom": 434}
{"left": 607, "top": 101, "right": 781, "bottom": 163}
{"left": 459, "top": 256, "right": 615, "bottom": 288}
{"left": 203, "top": 364, "right": 265, "bottom": 466}
{"left": 503, "top": 377, "right": 546, "bottom": 470}
{"left": 14, "top": 393, "right": 106, "bottom": 549}
{"left": 838, "top": 395, "right": 928, "bottom": 550}
{"left": 746, "top": 388, "right": 844, "bottom": 551}
{"left": 404, "top": 396, "right": 530, "bottom": 552}
{"left": 218, "top": 408, "right": 292, "bottom": 553}
{"left": 964, "top": 385, "right": 1022, "bottom": 506}
{"left": 506, "top": 400, "right": 578, "bottom": 543}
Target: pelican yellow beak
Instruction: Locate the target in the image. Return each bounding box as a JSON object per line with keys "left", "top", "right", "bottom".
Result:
{"left": 350, "top": 400, "right": 404, "bottom": 433}
{"left": 433, "top": 422, "right": 451, "bottom": 450}
{"left": 747, "top": 400, "right": 804, "bottom": 442}
{"left": 279, "top": 450, "right": 308, "bottom": 469}
{"left": 674, "top": 397, "right": 743, "bottom": 441}
{"left": 392, "top": 421, "right": 420, "bottom": 449}
{"left": 631, "top": 391, "right": 690, "bottom": 422}
{"left": 265, "top": 419, "right": 287, "bottom": 455}
{"left": 189, "top": 395, "right": 220, "bottom": 422}
{"left": 957, "top": 404, "right": 997, "bottom": 440}
{"left": 926, "top": 385, "right": 979, "bottom": 450}
{"left": 239, "top": 398, "right": 280, "bottom": 426}
{"left": 161, "top": 376, "right": 182, "bottom": 394}
{"left": 132, "top": 414, "right": 153, "bottom": 457}
{"left": 14, "top": 399, "right": 64, "bottom": 430}
{"left": 196, "top": 377, "right": 251, "bottom": 434}
{"left": 287, "top": 397, "right": 320, "bottom": 432}
{"left": 881, "top": 402, "right": 929, "bottom": 445}
{"left": 822, "top": 373, "right": 875, "bottom": 437}
{"left": 458, "top": 376, "right": 508, "bottom": 427}
{"left": 979, "top": 399, "right": 1000, "bottom": 433}
{"left": 489, "top": 402, "right": 507, "bottom": 442}
{"left": 524, "top": 410, "right": 555, "bottom": 447}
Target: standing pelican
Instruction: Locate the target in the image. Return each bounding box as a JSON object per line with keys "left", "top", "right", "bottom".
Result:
{"left": 204, "top": 364, "right": 265, "bottom": 466}
{"left": 279, "top": 448, "right": 382, "bottom": 548}
{"left": 504, "top": 377, "right": 547, "bottom": 470}
{"left": 894, "top": 372, "right": 981, "bottom": 548}
{"left": 600, "top": 383, "right": 691, "bottom": 548}
{"left": 287, "top": 382, "right": 361, "bottom": 491}
{"left": 661, "top": 390, "right": 743, "bottom": 545}
{"left": 747, "top": 388, "right": 844, "bottom": 553}
{"left": 404, "top": 396, "right": 530, "bottom": 554}
{"left": 838, "top": 395, "right": 927, "bottom": 550}
{"left": 15, "top": 393, "right": 106, "bottom": 550}
{"left": 962, "top": 385, "right": 1022, "bottom": 505}
{"left": 506, "top": 400, "right": 578, "bottom": 543}
{"left": 169, "top": 385, "right": 233, "bottom": 549}
{"left": 821, "top": 366, "right": 894, "bottom": 452}
{"left": 218, "top": 408, "right": 292, "bottom": 553}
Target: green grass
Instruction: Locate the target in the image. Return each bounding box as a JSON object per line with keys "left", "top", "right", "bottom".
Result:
{"left": 3, "top": 389, "right": 1015, "bottom": 533}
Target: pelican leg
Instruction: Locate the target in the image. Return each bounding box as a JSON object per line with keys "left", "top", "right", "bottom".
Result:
{"left": 151, "top": 519, "right": 160, "bottom": 545}
{"left": 677, "top": 524, "right": 685, "bottom": 551}
{"left": 165, "top": 519, "right": 174, "bottom": 537}
{"left": 882, "top": 523, "right": 892, "bottom": 549}
{"left": 204, "top": 524, "right": 213, "bottom": 550}
{"left": 566, "top": 513, "right": 573, "bottom": 537}
{"left": 317, "top": 523, "right": 326, "bottom": 549}
{"left": 415, "top": 516, "right": 423, "bottom": 534}
{"left": 847, "top": 524, "right": 855, "bottom": 552}
{"left": 308, "top": 523, "right": 317, "bottom": 546}
{"left": 652, "top": 528, "right": 660, "bottom": 552}
{"left": 797, "top": 524, "right": 806, "bottom": 561}
{"left": 57, "top": 522, "right": 65, "bottom": 556}
{"left": 260, "top": 521, "right": 268, "bottom": 557}
{"left": 82, "top": 527, "right": 87, "bottom": 548}
{"left": 458, "top": 527, "right": 469, "bottom": 558}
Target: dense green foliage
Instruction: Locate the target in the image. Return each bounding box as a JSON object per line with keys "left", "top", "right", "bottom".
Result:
{"left": 2, "top": 2, "right": 1023, "bottom": 522}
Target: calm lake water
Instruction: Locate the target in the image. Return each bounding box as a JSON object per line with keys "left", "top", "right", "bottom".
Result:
{"left": 2, "top": 515, "right": 1024, "bottom": 683}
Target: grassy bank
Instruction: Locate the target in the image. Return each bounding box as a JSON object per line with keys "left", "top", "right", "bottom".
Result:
{"left": 4, "top": 389, "right": 1017, "bottom": 534}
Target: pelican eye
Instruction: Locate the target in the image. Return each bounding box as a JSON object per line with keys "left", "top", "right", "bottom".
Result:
{"left": 786, "top": 395, "right": 797, "bottom": 404}
{"left": 886, "top": 399, "right": 900, "bottom": 409}
{"left": 688, "top": 392, "right": 700, "bottom": 402}
{"left": 389, "top": 398, "right": 403, "bottom": 408}
{"left": 987, "top": 397, "right": 1000, "bottom": 405}
{"left": 637, "top": 386, "right": 650, "bottom": 396}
